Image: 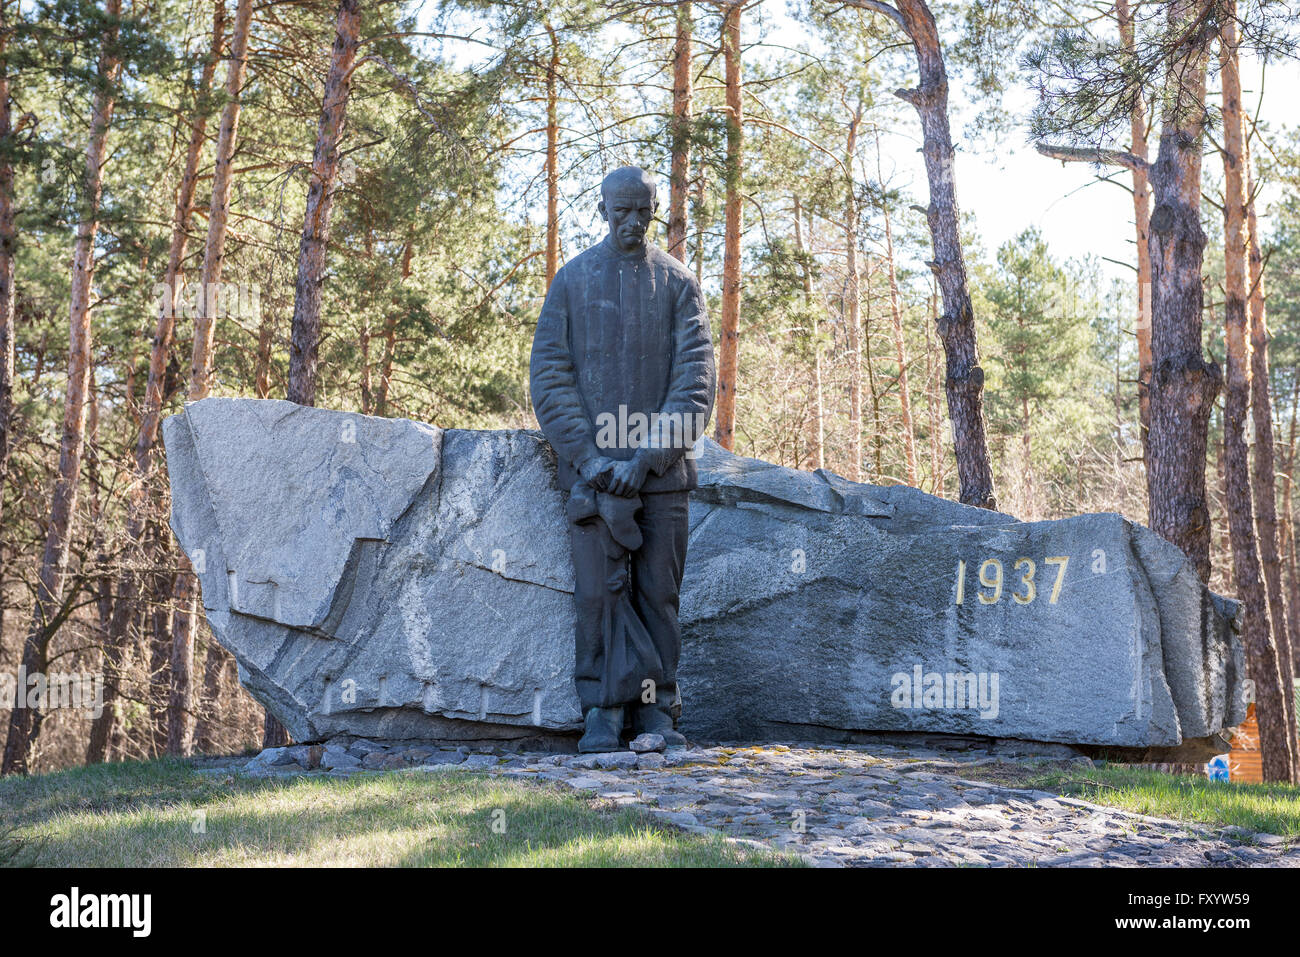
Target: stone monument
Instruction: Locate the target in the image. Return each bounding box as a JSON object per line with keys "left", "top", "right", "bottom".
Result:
{"left": 162, "top": 398, "right": 1247, "bottom": 761}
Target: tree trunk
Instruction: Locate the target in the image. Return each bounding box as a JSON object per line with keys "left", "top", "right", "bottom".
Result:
{"left": 667, "top": 3, "right": 693, "bottom": 262}
{"left": 712, "top": 2, "right": 742, "bottom": 450}
{"left": 263, "top": 711, "right": 290, "bottom": 747}
{"left": 84, "top": 371, "right": 121, "bottom": 756}
{"left": 254, "top": 309, "right": 273, "bottom": 398}
{"left": 165, "top": 568, "right": 196, "bottom": 755}
{"left": 147, "top": 530, "right": 173, "bottom": 756}
{"left": 1113, "top": 307, "right": 1124, "bottom": 445}
{"left": 89, "top": 0, "right": 225, "bottom": 766}
{"left": 926, "top": 282, "right": 942, "bottom": 495}
{"left": 2, "top": 0, "right": 122, "bottom": 775}
{"left": 190, "top": 0, "right": 253, "bottom": 402}
{"left": 1145, "top": 0, "right": 1220, "bottom": 582}
{"left": 1246, "top": 157, "right": 1295, "bottom": 692}
{"left": 0, "top": 0, "right": 17, "bottom": 656}
{"left": 359, "top": 313, "right": 372, "bottom": 413}
{"left": 792, "top": 196, "right": 823, "bottom": 470}
{"left": 692, "top": 174, "right": 706, "bottom": 282}
{"left": 1247, "top": 169, "right": 1300, "bottom": 776}
{"left": 1021, "top": 392, "right": 1032, "bottom": 489}
{"left": 876, "top": 0, "right": 996, "bottom": 507}
{"left": 158, "top": 0, "right": 224, "bottom": 424}
{"left": 1214, "top": 398, "right": 1230, "bottom": 586}
{"left": 376, "top": 237, "right": 412, "bottom": 418}
{"left": 286, "top": 0, "right": 362, "bottom": 407}
{"left": 878, "top": 132, "right": 917, "bottom": 486}
{"left": 358, "top": 221, "right": 377, "bottom": 414}
{"left": 1117, "top": 0, "right": 1153, "bottom": 467}
{"left": 864, "top": 261, "right": 883, "bottom": 479}
{"left": 1282, "top": 377, "right": 1300, "bottom": 666}
{"left": 544, "top": 22, "right": 560, "bottom": 289}
{"left": 85, "top": 372, "right": 112, "bottom": 640}
{"left": 1218, "top": 7, "right": 1296, "bottom": 782}
{"left": 843, "top": 108, "right": 863, "bottom": 481}
{"left": 192, "top": 636, "right": 232, "bottom": 754}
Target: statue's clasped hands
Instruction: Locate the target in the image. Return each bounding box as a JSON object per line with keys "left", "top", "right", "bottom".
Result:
{"left": 580, "top": 455, "right": 648, "bottom": 497}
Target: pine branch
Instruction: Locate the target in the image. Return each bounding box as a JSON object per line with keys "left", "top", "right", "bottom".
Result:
{"left": 1035, "top": 142, "right": 1148, "bottom": 173}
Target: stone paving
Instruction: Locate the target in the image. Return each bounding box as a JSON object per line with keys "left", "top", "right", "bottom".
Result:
{"left": 224, "top": 738, "right": 1300, "bottom": 868}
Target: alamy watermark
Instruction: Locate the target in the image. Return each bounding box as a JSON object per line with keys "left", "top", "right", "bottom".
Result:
{"left": 594, "top": 404, "right": 708, "bottom": 458}
{"left": 50, "top": 888, "right": 151, "bottom": 937}
{"left": 890, "top": 664, "right": 1000, "bottom": 720}
{"left": 152, "top": 280, "right": 260, "bottom": 320}
{"left": 1, "top": 667, "right": 104, "bottom": 718}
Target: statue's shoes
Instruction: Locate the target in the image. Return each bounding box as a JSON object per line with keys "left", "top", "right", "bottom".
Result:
{"left": 645, "top": 727, "right": 687, "bottom": 748}
{"left": 578, "top": 705, "right": 625, "bottom": 753}
{"left": 631, "top": 702, "right": 687, "bottom": 747}
{"left": 578, "top": 734, "right": 625, "bottom": 753}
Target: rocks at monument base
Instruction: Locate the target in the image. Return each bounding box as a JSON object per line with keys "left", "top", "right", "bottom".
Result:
{"left": 241, "top": 738, "right": 478, "bottom": 775}
{"left": 163, "top": 398, "right": 1246, "bottom": 755}
{"left": 321, "top": 746, "right": 360, "bottom": 770}
{"left": 225, "top": 741, "right": 1299, "bottom": 868}
{"left": 630, "top": 733, "right": 667, "bottom": 753}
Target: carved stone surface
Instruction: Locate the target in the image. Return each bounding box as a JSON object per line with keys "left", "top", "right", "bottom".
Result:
{"left": 164, "top": 397, "right": 1246, "bottom": 751}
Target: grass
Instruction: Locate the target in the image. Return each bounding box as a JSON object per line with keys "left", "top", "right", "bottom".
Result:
{"left": 950, "top": 760, "right": 1300, "bottom": 839}
{"left": 10, "top": 751, "right": 1293, "bottom": 865}
{"left": 0, "top": 758, "right": 798, "bottom": 867}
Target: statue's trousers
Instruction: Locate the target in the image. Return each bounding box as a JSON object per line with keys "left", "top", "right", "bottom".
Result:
{"left": 567, "top": 489, "right": 690, "bottom": 711}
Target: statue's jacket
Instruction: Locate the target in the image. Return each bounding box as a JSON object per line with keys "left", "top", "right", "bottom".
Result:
{"left": 530, "top": 237, "right": 716, "bottom": 494}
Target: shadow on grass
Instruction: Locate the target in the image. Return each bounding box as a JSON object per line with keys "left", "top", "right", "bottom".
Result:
{"left": 1, "top": 759, "right": 796, "bottom": 867}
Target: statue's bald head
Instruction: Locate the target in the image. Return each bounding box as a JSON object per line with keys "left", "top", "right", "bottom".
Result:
{"left": 599, "top": 166, "right": 658, "bottom": 253}
{"left": 601, "top": 166, "right": 657, "bottom": 204}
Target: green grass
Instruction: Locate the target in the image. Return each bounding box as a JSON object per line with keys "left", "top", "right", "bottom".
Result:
{"left": 0, "top": 758, "right": 798, "bottom": 867}
{"left": 956, "top": 760, "right": 1300, "bottom": 839}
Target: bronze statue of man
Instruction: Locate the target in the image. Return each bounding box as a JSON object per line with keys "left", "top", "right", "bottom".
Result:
{"left": 530, "top": 166, "right": 716, "bottom": 753}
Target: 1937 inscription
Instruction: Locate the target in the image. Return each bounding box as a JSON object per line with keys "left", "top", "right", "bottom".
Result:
{"left": 954, "top": 556, "right": 1069, "bottom": 606}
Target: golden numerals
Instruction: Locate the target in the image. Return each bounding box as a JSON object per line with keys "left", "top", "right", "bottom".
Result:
{"left": 954, "top": 556, "right": 1069, "bottom": 606}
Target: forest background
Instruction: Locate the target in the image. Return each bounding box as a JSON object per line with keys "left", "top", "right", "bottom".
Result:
{"left": 3, "top": 0, "right": 1299, "bottom": 780}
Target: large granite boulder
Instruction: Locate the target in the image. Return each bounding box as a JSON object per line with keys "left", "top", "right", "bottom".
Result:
{"left": 163, "top": 398, "right": 1246, "bottom": 755}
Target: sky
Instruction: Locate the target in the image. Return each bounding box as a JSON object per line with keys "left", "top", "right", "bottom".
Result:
{"left": 746, "top": 4, "right": 1300, "bottom": 286}
{"left": 416, "top": 1, "right": 1300, "bottom": 287}
{"left": 946, "top": 52, "right": 1299, "bottom": 284}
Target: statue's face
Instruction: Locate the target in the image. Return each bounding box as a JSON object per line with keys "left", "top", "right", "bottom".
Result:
{"left": 599, "top": 183, "right": 656, "bottom": 253}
